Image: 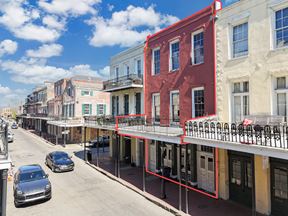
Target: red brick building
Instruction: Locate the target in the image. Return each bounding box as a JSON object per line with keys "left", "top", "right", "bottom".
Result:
{"left": 145, "top": 5, "right": 216, "bottom": 126}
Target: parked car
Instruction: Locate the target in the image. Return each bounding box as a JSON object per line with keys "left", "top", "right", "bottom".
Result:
{"left": 11, "top": 122, "right": 18, "bottom": 129}
{"left": 45, "top": 151, "right": 74, "bottom": 172}
{"left": 7, "top": 131, "right": 13, "bottom": 143}
{"left": 13, "top": 164, "right": 51, "bottom": 207}
{"left": 88, "top": 136, "right": 110, "bottom": 148}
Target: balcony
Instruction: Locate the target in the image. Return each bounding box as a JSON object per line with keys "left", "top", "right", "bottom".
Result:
{"left": 84, "top": 115, "right": 116, "bottom": 130}
{"left": 184, "top": 119, "right": 288, "bottom": 160}
{"left": 117, "top": 117, "right": 183, "bottom": 143}
{"left": 103, "top": 74, "right": 143, "bottom": 92}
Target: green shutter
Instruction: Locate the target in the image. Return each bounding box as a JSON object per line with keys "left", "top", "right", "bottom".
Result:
{"left": 96, "top": 104, "right": 99, "bottom": 115}
{"left": 81, "top": 90, "right": 84, "bottom": 96}
{"left": 82, "top": 104, "right": 85, "bottom": 115}
{"left": 89, "top": 104, "right": 92, "bottom": 115}
{"left": 103, "top": 104, "right": 106, "bottom": 115}
{"left": 90, "top": 91, "right": 93, "bottom": 96}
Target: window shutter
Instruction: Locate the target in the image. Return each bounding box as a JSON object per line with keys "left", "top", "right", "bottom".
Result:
{"left": 90, "top": 91, "right": 93, "bottom": 96}
{"left": 96, "top": 104, "right": 99, "bottom": 115}
{"left": 89, "top": 104, "right": 92, "bottom": 115}
{"left": 81, "top": 91, "right": 84, "bottom": 96}
{"left": 82, "top": 104, "right": 85, "bottom": 115}
{"left": 103, "top": 104, "right": 106, "bottom": 115}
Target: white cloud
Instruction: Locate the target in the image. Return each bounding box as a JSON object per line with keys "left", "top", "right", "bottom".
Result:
{"left": 0, "top": 58, "right": 109, "bottom": 85}
{"left": 0, "top": 40, "right": 18, "bottom": 57}
{"left": 39, "top": 0, "right": 101, "bottom": 16}
{"left": 107, "top": 4, "right": 114, "bottom": 12}
{"left": 42, "top": 15, "right": 66, "bottom": 30}
{"left": 0, "top": 84, "right": 11, "bottom": 94}
{"left": 87, "top": 5, "right": 179, "bottom": 47}
{"left": 0, "top": 87, "right": 29, "bottom": 107}
{"left": 0, "top": 0, "right": 62, "bottom": 43}
{"left": 26, "top": 44, "right": 63, "bottom": 58}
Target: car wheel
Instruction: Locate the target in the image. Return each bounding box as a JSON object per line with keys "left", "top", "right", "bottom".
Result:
{"left": 14, "top": 200, "right": 20, "bottom": 208}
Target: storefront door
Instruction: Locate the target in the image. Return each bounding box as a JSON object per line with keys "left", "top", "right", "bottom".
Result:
{"left": 229, "top": 152, "right": 253, "bottom": 207}
{"left": 271, "top": 159, "right": 288, "bottom": 216}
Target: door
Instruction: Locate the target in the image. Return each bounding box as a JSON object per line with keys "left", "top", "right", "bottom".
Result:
{"left": 149, "top": 141, "right": 156, "bottom": 172}
{"left": 229, "top": 153, "right": 253, "bottom": 207}
{"left": 271, "top": 162, "right": 288, "bottom": 216}
{"left": 197, "top": 152, "right": 215, "bottom": 193}
{"left": 124, "top": 95, "right": 129, "bottom": 115}
{"left": 135, "top": 93, "right": 141, "bottom": 114}
{"left": 137, "top": 139, "right": 144, "bottom": 166}
{"left": 124, "top": 138, "right": 131, "bottom": 164}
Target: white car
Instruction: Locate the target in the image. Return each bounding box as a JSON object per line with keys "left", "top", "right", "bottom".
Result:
{"left": 7, "top": 131, "right": 14, "bottom": 143}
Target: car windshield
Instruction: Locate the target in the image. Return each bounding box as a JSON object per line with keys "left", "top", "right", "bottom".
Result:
{"left": 53, "top": 153, "right": 69, "bottom": 160}
{"left": 19, "top": 170, "right": 46, "bottom": 183}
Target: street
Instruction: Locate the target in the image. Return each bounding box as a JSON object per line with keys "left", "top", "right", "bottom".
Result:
{"left": 6, "top": 128, "right": 172, "bottom": 216}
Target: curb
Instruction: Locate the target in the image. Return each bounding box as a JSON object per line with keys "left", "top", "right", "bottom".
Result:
{"left": 86, "top": 161, "right": 187, "bottom": 216}
{"left": 19, "top": 127, "right": 56, "bottom": 147}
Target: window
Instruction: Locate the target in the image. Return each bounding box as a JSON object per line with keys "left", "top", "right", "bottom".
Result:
{"left": 170, "top": 91, "right": 180, "bottom": 123}
{"left": 232, "top": 81, "right": 249, "bottom": 122}
{"left": 231, "top": 159, "right": 241, "bottom": 185}
{"left": 192, "top": 87, "right": 205, "bottom": 118}
{"left": 192, "top": 31, "right": 204, "bottom": 64}
{"left": 275, "top": 7, "right": 288, "bottom": 48}
{"left": 135, "top": 93, "right": 141, "bottom": 114}
{"left": 232, "top": 22, "right": 248, "bottom": 58}
{"left": 97, "top": 104, "right": 106, "bottom": 115}
{"left": 82, "top": 104, "right": 92, "bottom": 115}
{"left": 115, "top": 67, "right": 119, "bottom": 82}
{"left": 275, "top": 77, "right": 288, "bottom": 120}
{"left": 126, "top": 65, "right": 130, "bottom": 78}
{"left": 153, "top": 93, "right": 160, "bottom": 122}
{"left": 124, "top": 95, "right": 129, "bottom": 115}
{"left": 112, "top": 96, "right": 119, "bottom": 116}
{"left": 152, "top": 48, "right": 160, "bottom": 75}
{"left": 170, "top": 40, "right": 180, "bottom": 71}
{"left": 81, "top": 90, "right": 92, "bottom": 96}
{"left": 274, "top": 168, "right": 288, "bottom": 199}
{"left": 136, "top": 59, "right": 142, "bottom": 77}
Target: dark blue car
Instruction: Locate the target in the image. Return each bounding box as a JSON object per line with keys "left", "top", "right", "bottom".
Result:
{"left": 45, "top": 151, "right": 74, "bottom": 173}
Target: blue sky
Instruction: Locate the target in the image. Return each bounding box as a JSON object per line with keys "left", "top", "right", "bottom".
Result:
{"left": 0, "top": 0, "right": 235, "bottom": 107}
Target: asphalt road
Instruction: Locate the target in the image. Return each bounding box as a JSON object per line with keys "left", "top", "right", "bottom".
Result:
{"left": 6, "top": 128, "right": 172, "bottom": 216}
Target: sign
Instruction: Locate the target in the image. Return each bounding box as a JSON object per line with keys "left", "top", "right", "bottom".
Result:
{"left": 62, "top": 130, "right": 70, "bottom": 135}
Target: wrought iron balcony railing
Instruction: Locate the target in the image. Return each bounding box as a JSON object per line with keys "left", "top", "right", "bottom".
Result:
{"left": 103, "top": 74, "right": 143, "bottom": 91}
{"left": 117, "top": 117, "right": 183, "bottom": 136}
{"left": 84, "top": 115, "right": 117, "bottom": 129}
{"left": 185, "top": 121, "right": 288, "bottom": 149}
{"left": 0, "top": 124, "right": 9, "bottom": 160}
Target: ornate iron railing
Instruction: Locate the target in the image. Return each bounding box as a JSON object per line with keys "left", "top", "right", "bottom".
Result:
{"left": 84, "top": 115, "right": 117, "bottom": 128}
{"left": 185, "top": 121, "right": 288, "bottom": 149}
{"left": 103, "top": 74, "right": 143, "bottom": 91}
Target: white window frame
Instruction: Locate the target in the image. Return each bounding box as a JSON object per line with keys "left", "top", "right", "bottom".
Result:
{"left": 231, "top": 22, "right": 249, "bottom": 58}
{"left": 231, "top": 81, "right": 249, "bottom": 123}
{"left": 192, "top": 87, "right": 205, "bottom": 118}
{"left": 191, "top": 29, "right": 204, "bottom": 65}
{"left": 273, "top": 76, "right": 288, "bottom": 120}
{"left": 152, "top": 93, "right": 160, "bottom": 123}
{"left": 169, "top": 39, "right": 180, "bottom": 71}
{"left": 170, "top": 90, "right": 180, "bottom": 124}
{"left": 135, "top": 58, "right": 142, "bottom": 76}
{"left": 152, "top": 47, "right": 160, "bottom": 75}
{"left": 270, "top": 1, "right": 288, "bottom": 50}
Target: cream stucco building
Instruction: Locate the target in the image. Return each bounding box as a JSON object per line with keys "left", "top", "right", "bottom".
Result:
{"left": 215, "top": 0, "right": 288, "bottom": 215}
